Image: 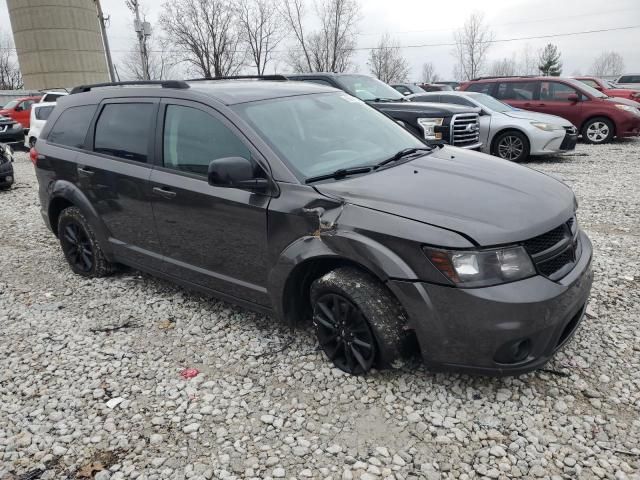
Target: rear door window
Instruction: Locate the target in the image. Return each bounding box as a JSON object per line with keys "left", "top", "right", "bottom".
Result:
{"left": 47, "top": 105, "right": 97, "bottom": 148}
{"left": 495, "top": 81, "right": 539, "bottom": 100}
{"left": 466, "top": 82, "right": 492, "bottom": 94}
{"left": 94, "top": 103, "right": 155, "bottom": 163}
{"left": 618, "top": 75, "right": 640, "bottom": 83}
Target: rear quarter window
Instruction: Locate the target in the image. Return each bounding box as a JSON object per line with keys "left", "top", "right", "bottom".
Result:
{"left": 34, "top": 106, "right": 54, "bottom": 121}
{"left": 619, "top": 75, "right": 640, "bottom": 83}
{"left": 47, "top": 105, "right": 97, "bottom": 148}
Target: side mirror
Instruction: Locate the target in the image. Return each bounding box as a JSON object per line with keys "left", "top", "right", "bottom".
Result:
{"left": 567, "top": 93, "right": 579, "bottom": 103}
{"left": 207, "top": 156, "right": 269, "bottom": 192}
{"left": 14, "top": 105, "right": 23, "bottom": 112}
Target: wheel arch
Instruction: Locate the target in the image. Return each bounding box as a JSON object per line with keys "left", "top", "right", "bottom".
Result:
{"left": 268, "top": 233, "right": 417, "bottom": 328}
{"left": 490, "top": 127, "right": 530, "bottom": 155}
{"left": 47, "top": 180, "right": 115, "bottom": 259}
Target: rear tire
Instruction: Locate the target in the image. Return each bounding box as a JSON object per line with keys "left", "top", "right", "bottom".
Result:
{"left": 581, "top": 117, "right": 614, "bottom": 144}
{"left": 310, "top": 267, "right": 414, "bottom": 375}
{"left": 58, "top": 207, "right": 115, "bottom": 278}
{"left": 492, "top": 130, "right": 530, "bottom": 162}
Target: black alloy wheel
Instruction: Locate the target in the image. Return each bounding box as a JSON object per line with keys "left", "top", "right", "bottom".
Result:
{"left": 313, "top": 293, "right": 376, "bottom": 375}
{"left": 60, "top": 221, "right": 94, "bottom": 273}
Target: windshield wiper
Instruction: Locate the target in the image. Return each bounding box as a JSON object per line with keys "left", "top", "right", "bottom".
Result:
{"left": 305, "top": 165, "right": 374, "bottom": 184}
{"left": 375, "top": 147, "right": 432, "bottom": 169}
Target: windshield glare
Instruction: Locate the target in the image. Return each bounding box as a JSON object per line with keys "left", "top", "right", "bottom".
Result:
{"left": 338, "top": 75, "right": 405, "bottom": 101}
{"left": 468, "top": 93, "right": 515, "bottom": 112}
{"left": 2, "top": 100, "right": 18, "bottom": 110}
{"left": 235, "top": 93, "right": 425, "bottom": 181}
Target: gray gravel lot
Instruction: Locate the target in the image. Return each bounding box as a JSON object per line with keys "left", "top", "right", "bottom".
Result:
{"left": 1, "top": 140, "right": 639, "bottom": 480}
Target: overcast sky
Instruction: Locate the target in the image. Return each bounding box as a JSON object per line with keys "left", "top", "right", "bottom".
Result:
{"left": 1, "top": 0, "right": 639, "bottom": 80}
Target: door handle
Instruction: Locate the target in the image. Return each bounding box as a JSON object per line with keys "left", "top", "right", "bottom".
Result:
{"left": 152, "top": 186, "right": 177, "bottom": 199}
{"left": 77, "top": 166, "right": 95, "bottom": 176}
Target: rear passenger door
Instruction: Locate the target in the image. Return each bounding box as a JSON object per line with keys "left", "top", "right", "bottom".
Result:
{"left": 149, "top": 99, "right": 271, "bottom": 306}
{"left": 77, "top": 98, "right": 163, "bottom": 269}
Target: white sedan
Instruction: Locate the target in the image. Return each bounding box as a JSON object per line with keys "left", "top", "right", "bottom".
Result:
{"left": 407, "top": 91, "right": 578, "bottom": 162}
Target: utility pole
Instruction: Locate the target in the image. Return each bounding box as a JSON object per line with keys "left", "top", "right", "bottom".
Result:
{"left": 127, "top": 0, "right": 151, "bottom": 80}
{"left": 95, "top": 0, "right": 116, "bottom": 82}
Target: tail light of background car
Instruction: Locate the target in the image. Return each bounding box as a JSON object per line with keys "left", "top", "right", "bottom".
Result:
{"left": 30, "top": 147, "right": 38, "bottom": 165}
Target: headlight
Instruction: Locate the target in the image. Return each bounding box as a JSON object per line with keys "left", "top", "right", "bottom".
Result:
{"left": 417, "top": 117, "right": 444, "bottom": 140}
{"left": 424, "top": 246, "right": 536, "bottom": 287}
{"left": 614, "top": 104, "right": 640, "bottom": 116}
{"left": 530, "top": 122, "right": 565, "bottom": 131}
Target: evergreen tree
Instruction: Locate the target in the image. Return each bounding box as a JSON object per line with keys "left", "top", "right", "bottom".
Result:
{"left": 538, "top": 43, "right": 562, "bottom": 76}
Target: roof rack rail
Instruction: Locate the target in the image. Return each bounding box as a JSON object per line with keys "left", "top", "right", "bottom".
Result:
{"left": 70, "top": 80, "right": 190, "bottom": 95}
{"left": 186, "top": 75, "right": 289, "bottom": 82}
{"left": 39, "top": 87, "right": 69, "bottom": 93}
{"left": 470, "top": 75, "right": 538, "bottom": 81}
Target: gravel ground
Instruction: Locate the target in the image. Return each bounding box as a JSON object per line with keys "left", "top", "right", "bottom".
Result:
{"left": 1, "top": 140, "right": 639, "bottom": 480}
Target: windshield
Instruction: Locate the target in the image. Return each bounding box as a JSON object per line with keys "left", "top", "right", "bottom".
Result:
{"left": 468, "top": 93, "right": 515, "bottom": 112}
{"left": 234, "top": 92, "right": 425, "bottom": 181}
{"left": 2, "top": 100, "right": 18, "bottom": 110}
{"left": 337, "top": 74, "right": 405, "bottom": 101}
{"left": 565, "top": 78, "right": 607, "bottom": 98}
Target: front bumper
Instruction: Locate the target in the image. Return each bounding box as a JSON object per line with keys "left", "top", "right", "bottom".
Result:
{"left": 389, "top": 230, "right": 593, "bottom": 375}
{"left": 530, "top": 128, "right": 577, "bottom": 155}
{"left": 617, "top": 116, "right": 640, "bottom": 137}
{"left": 0, "top": 124, "right": 25, "bottom": 144}
{"left": 0, "top": 161, "right": 14, "bottom": 187}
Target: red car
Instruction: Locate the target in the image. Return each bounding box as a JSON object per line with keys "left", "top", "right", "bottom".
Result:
{"left": 459, "top": 77, "right": 640, "bottom": 144}
{"left": 574, "top": 76, "right": 640, "bottom": 101}
{"left": 0, "top": 95, "right": 41, "bottom": 130}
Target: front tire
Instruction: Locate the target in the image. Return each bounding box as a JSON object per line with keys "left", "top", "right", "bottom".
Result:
{"left": 582, "top": 117, "right": 614, "bottom": 144}
{"left": 492, "top": 130, "right": 530, "bottom": 162}
{"left": 58, "top": 207, "right": 114, "bottom": 278}
{"left": 310, "top": 267, "right": 414, "bottom": 375}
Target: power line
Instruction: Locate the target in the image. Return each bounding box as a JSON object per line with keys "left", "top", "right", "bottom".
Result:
{"left": 356, "top": 6, "right": 640, "bottom": 36}
{"left": 1, "top": 24, "right": 638, "bottom": 54}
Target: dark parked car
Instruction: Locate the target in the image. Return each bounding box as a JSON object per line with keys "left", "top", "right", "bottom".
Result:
{"left": 459, "top": 76, "right": 640, "bottom": 143}
{"left": 288, "top": 73, "right": 482, "bottom": 149}
{"left": 0, "top": 143, "right": 15, "bottom": 189}
{"left": 0, "top": 114, "right": 24, "bottom": 145}
{"left": 418, "top": 83, "right": 454, "bottom": 92}
{"left": 34, "top": 79, "right": 593, "bottom": 376}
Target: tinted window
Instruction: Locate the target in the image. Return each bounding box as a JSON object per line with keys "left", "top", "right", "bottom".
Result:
{"left": 34, "top": 106, "right": 54, "bottom": 120}
{"left": 496, "top": 81, "right": 538, "bottom": 100}
{"left": 42, "top": 93, "right": 65, "bottom": 103}
{"left": 540, "top": 81, "right": 580, "bottom": 101}
{"left": 94, "top": 103, "right": 154, "bottom": 163}
{"left": 619, "top": 75, "right": 640, "bottom": 83}
{"left": 466, "top": 82, "right": 492, "bottom": 94}
{"left": 47, "top": 105, "right": 96, "bottom": 148}
{"left": 393, "top": 85, "right": 411, "bottom": 95}
{"left": 163, "top": 105, "right": 251, "bottom": 177}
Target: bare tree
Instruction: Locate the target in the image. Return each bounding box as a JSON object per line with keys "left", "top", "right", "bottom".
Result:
{"left": 591, "top": 51, "right": 625, "bottom": 77}
{"left": 367, "top": 33, "right": 410, "bottom": 83}
{"left": 518, "top": 44, "right": 538, "bottom": 75}
{"left": 119, "top": 38, "right": 175, "bottom": 80}
{"left": 281, "top": 0, "right": 360, "bottom": 73}
{"left": 237, "top": 0, "right": 285, "bottom": 74}
{"left": 452, "top": 13, "right": 494, "bottom": 81}
{"left": 489, "top": 57, "right": 518, "bottom": 77}
{"left": 160, "top": 0, "right": 245, "bottom": 78}
{"left": 420, "top": 61, "right": 439, "bottom": 83}
{"left": 0, "top": 32, "right": 23, "bottom": 90}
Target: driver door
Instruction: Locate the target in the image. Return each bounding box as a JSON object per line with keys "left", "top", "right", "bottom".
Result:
{"left": 149, "top": 99, "right": 272, "bottom": 306}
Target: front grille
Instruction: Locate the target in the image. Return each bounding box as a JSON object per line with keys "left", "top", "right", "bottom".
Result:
{"left": 523, "top": 217, "right": 578, "bottom": 280}
{"left": 450, "top": 113, "right": 480, "bottom": 148}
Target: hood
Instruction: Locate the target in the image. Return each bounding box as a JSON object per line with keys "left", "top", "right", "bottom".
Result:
{"left": 371, "top": 101, "right": 480, "bottom": 116}
{"left": 603, "top": 96, "right": 640, "bottom": 107}
{"left": 315, "top": 146, "right": 575, "bottom": 246}
{"left": 502, "top": 109, "right": 573, "bottom": 126}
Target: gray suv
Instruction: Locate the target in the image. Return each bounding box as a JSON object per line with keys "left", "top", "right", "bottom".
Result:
{"left": 34, "top": 79, "right": 593, "bottom": 376}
